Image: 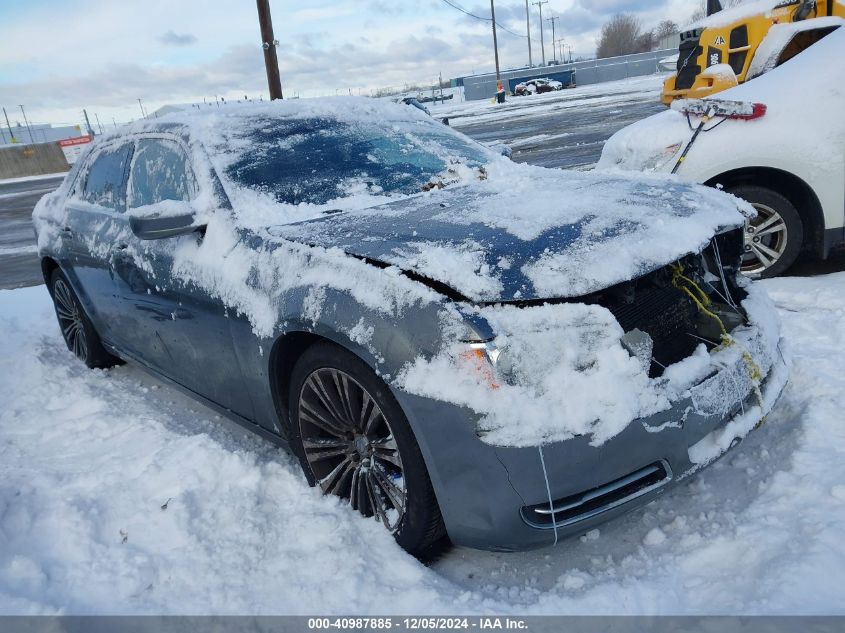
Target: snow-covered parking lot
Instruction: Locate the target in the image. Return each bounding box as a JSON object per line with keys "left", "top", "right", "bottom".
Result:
{"left": 2, "top": 272, "right": 845, "bottom": 614}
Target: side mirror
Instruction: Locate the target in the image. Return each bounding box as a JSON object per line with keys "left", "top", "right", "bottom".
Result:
{"left": 128, "top": 201, "right": 203, "bottom": 240}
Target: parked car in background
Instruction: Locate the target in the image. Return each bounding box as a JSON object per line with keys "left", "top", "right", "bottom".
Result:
{"left": 599, "top": 27, "right": 845, "bottom": 278}
{"left": 514, "top": 78, "right": 563, "bottom": 96}
{"left": 33, "top": 98, "right": 786, "bottom": 556}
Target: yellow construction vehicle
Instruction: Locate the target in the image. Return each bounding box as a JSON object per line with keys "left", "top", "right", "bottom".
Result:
{"left": 661, "top": 0, "right": 845, "bottom": 104}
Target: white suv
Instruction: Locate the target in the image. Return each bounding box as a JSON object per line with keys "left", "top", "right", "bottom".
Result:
{"left": 599, "top": 24, "right": 845, "bottom": 277}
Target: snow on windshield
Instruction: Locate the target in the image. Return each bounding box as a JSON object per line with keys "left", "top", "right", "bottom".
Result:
{"left": 188, "top": 99, "right": 492, "bottom": 228}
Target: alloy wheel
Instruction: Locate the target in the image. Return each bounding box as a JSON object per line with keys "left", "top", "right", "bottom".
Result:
{"left": 53, "top": 279, "right": 88, "bottom": 363}
{"left": 741, "top": 203, "right": 788, "bottom": 276}
{"left": 298, "top": 368, "right": 407, "bottom": 531}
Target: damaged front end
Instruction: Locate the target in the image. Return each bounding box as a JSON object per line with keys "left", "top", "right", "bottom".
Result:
{"left": 553, "top": 227, "right": 751, "bottom": 380}
{"left": 447, "top": 228, "right": 787, "bottom": 543}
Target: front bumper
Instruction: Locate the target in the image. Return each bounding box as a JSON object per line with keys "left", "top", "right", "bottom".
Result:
{"left": 397, "top": 318, "right": 789, "bottom": 552}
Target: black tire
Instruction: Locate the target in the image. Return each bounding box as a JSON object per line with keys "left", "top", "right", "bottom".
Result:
{"left": 288, "top": 341, "right": 446, "bottom": 557}
{"left": 49, "top": 268, "right": 122, "bottom": 369}
{"left": 727, "top": 185, "right": 803, "bottom": 278}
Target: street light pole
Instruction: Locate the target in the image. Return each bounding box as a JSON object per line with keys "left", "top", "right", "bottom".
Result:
{"left": 18, "top": 105, "right": 34, "bottom": 144}
{"left": 490, "top": 0, "right": 501, "bottom": 80}
{"left": 531, "top": 1, "right": 548, "bottom": 66}
{"left": 3, "top": 107, "right": 16, "bottom": 144}
{"left": 524, "top": 0, "right": 533, "bottom": 67}
{"left": 137, "top": 98, "right": 146, "bottom": 119}
{"left": 256, "top": 0, "right": 283, "bottom": 100}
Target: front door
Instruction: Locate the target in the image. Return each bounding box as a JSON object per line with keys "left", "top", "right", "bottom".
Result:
{"left": 61, "top": 141, "right": 134, "bottom": 343}
{"left": 110, "top": 136, "right": 254, "bottom": 418}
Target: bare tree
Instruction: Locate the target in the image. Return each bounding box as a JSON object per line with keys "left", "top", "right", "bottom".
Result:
{"left": 597, "top": 14, "right": 647, "bottom": 58}
{"left": 654, "top": 19, "right": 679, "bottom": 40}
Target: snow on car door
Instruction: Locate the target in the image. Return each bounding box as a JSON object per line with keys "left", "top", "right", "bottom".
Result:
{"left": 117, "top": 136, "right": 255, "bottom": 418}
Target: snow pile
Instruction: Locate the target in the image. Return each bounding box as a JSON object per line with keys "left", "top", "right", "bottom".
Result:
{"left": 0, "top": 287, "right": 457, "bottom": 615}
{"left": 1, "top": 273, "right": 845, "bottom": 613}
{"left": 697, "top": 63, "right": 739, "bottom": 83}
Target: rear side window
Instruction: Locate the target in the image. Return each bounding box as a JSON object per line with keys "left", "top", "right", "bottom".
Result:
{"left": 82, "top": 144, "right": 133, "bottom": 211}
{"left": 128, "top": 139, "right": 196, "bottom": 208}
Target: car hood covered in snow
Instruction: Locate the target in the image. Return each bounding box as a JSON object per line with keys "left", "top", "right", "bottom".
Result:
{"left": 269, "top": 168, "right": 749, "bottom": 302}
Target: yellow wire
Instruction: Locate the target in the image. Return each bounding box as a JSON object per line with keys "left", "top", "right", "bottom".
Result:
{"left": 670, "top": 263, "right": 766, "bottom": 420}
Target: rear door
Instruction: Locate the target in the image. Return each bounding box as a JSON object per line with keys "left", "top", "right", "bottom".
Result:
{"left": 61, "top": 141, "right": 134, "bottom": 343}
{"left": 111, "top": 135, "right": 254, "bottom": 417}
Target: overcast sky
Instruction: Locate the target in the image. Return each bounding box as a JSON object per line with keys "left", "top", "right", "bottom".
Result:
{"left": 0, "top": 0, "right": 703, "bottom": 129}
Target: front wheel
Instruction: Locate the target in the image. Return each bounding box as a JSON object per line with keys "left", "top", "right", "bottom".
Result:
{"left": 727, "top": 185, "right": 803, "bottom": 278}
{"left": 288, "top": 342, "right": 446, "bottom": 556}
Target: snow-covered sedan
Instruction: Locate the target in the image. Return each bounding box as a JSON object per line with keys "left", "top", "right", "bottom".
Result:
{"left": 33, "top": 98, "right": 787, "bottom": 555}
{"left": 514, "top": 78, "right": 563, "bottom": 96}
{"left": 599, "top": 25, "right": 845, "bottom": 278}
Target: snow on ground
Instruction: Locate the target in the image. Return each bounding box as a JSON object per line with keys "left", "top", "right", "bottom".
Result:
{"left": 429, "top": 74, "right": 667, "bottom": 127}
{"left": 2, "top": 272, "right": 845, "bottom": 614}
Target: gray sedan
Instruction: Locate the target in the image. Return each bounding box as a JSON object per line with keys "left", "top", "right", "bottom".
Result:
{"left": 33, "top": 100, "right": 787, "bottom": 555}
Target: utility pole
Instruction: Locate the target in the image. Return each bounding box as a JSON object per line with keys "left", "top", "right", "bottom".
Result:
{"left": 547, "top": 16, "right": 559, "bottom": 62}
{"left": 555, "top": 38, "right": 564, "bottom": 64}
{"left": 256, "top": 0, "right": 283, "bottom": 99}
{"left": 568, "top": 44, "right": 573, "bottom": 63}
{"left": 490, "top": 0, "right": 501, "bottom": 80}
{"left": 532, "top": 1, "right": 548, "bottom": 66}
{"left": 94, "top": 113, "right": 104, "bottom": 134}
{"left": 524, "top": 0, "right": 533, "bottom": 67}
{"left": 137, "top": 99, "right": 146, "bottom": 119}
{"left": 18, "top": 105, "right": 34, "bottom": 144}
{"left": 3, "top": 107, "right": 16, "bottom": 144}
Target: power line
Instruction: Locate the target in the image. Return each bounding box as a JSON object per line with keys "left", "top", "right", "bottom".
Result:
{"left": 440, "top": 0, "right": 489, "bottom": 21}
{"left": 438, "top": 0, "right": 539, "bottom": 42}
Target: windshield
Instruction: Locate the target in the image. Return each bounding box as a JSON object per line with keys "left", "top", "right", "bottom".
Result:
{"left": 214, "top": 115, "right": 490, "bottom": 207}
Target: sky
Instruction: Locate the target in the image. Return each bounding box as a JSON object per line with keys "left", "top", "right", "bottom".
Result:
{"left": 0, "top": 0, "right": 704, "bottom": 130}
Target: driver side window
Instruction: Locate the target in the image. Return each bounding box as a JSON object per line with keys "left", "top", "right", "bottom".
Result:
{"left": 81, "top": 143, "right": 133, "bottom": 211}
{"left": 128, "top": 138, "right": 197, "bottom": 209}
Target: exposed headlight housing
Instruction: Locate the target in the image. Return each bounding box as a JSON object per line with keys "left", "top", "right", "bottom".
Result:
{"left": 645, "top": 142, "right": 683, "bottom": 171}
{"left": 458, "top": 324, "right": 502, "bottom": 389}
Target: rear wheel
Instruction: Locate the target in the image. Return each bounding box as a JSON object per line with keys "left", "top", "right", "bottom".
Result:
{"left": 288, "top": 342, "right": 446, "bottom": 556}
{"left": 50, "top": 269, "right": 121, "bottom": 369}
{"left": 728, "top": 185, "right": 803, "bottom": 278}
